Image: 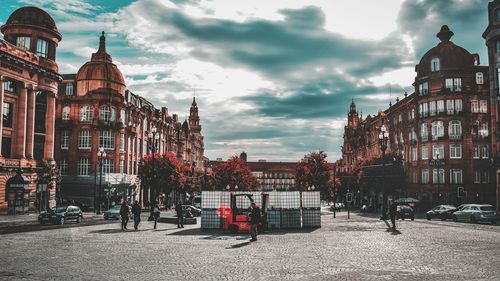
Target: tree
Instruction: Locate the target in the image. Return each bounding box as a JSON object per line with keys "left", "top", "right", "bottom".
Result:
{"left": 36, "top": 160, "right": 62, "bottom": 202}
{"left": 138, "top": 152, "right": 192, "bottom": 203}
{"left": 212, "top": 156, "right": 257, "bottom": 191}
{"left": 295, "top": 151, "right": 332, "bottom": 199}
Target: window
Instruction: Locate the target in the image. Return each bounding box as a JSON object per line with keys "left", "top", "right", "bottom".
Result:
{"left": 1, "top": 137, "right": 11, "bottom": 158}
{"left": 483, "top": 171, "right": 490, "bottom": 183}
{"left": 422, "top": 169, "right": 429, "bottom": 184}
{"left": 433, "top": 168, "right": 445, "bottom": 184}
{"left": 36, "top": 38, "right": 48, "bottom": 58}
{"left": 497, "top": 40, "right": 500, "bottom": 52}
{"left": 423, "top": 103, "right": 428, "bottom": 116}
{"left": 450, "top": 169, "right": 462, "bottom": 184}
{"left": 431, "top": 121, "right": 444, "bottom": 139}
{"left": 62, "top": 106, "right": 71, "bottom": 120}
{"left": 16, "top": 36, "right": 30, "bottom": 50}
{"left": 432, "top": 144, "right": 444, "bottom": 159}
{"left": 400, "top": 132, "right": 404, "bottom": 144}
{"left": 65, "top": 84, "right": 74, "bottom": 96}
{"left": 78, "top": 130, "right": 92, "bottom": 149}
{"left": 61, "top": 130, "right": 69, "bottom": 149}
{"left": 3, "top": 102, "right": 13, "bottom": 128}
{"left": 447, "top": 100, "right": 454, "bottom": 114}
{"left": 449, "top": 144, "right": 462, "bottom": 159}
{"left": 419, "top": 82, "right": 428, "bottom": 95}
{"left": 431, "top": 57, "right": 440, "bottom": 72}
{"left": 120, "top": 133, "right": 125, "bottom": 152}
{"left": 60, "top": 159, "right": 68, "bottom": 175}
{"left": 35, "top": 91, "right": 47, "bottom": 133}
{"left": 411, "top": 147, "right": 417, "bottom": 162}
{"left": 79, "top": 105, "right": 93, "bottom": 123}
{"left": 445, "top": 78, "right": 462, "bottom": 91}
{"left": 120, "top": 109, "right": 126, "bottom": 124}
{"left": 119, "top": 160, "right": 124, "bottom": 174}
{"left": 473, "top": 145, "right": 480, "bottom": 159}
{"left": 99, "top": 130, "right": 115, "bottom": 150}
{"left": 496, "top": 9, "right": 500, "bottom": 20}
{"left": 480, "top": 122, "right": 489, "bottom": 137}
{"left": 77, "top": 158, "right": 90, "bottom": 176}
{"left": 3, "top": 80, "right": 14, "bottom": 92}
{"left": 421, "top": 123, "right": 428, "bottom": 141}
{"left": 100, "top": 106, "right": 111, "bottom": 122}
{"left": 398, "top": 114, "right": 402, "bottom": 123}
{"left": 421, "top": 145, "right": 428, "bottom": 160}
{"left": 476, "top": 72, "right": 484, "bottom": 84}
{"left": 479, "top": 100, "right": 488, "bottom": 113}
{"left": 474, "top": 170, "right": 481, "bottom": 183}
{"left": 471, "top": 100, "right": 479, "bottom": 113}
{"left": 448, "top": 120, "right": 462, "bottom": 138}
{"left": 437, "top": 100, "right": 444, "bottom": 114}
{"left": 472, "top": 121, "right": 479, "bottom": 138}
{"left": 429, "top": 101, "right": 436, "bottom": 116}
{"left": 481, "top": 145, "right": 489, "bottom": 159}
{"left": 102, "top": 158, "right": 114, "bottom": 174}
{"left": 455, "top": 99, "right": 462, "bottom": 113}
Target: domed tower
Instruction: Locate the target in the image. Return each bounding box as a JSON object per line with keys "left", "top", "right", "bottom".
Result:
{"left": 483, "top": 0, "right": 500, "bottom": 209}
{"left": 414, "top": 25, "right": 492, "bottom": 206}
{"left": 1, "top": 6, "right": 62, "bottom": 72}
{"left": 75, "top": 32, "right": 126, "bottom": 96}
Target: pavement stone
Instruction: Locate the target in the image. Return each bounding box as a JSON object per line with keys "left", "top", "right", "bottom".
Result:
{"left": 0, "top": 210, "right": 499, "bottom": 281}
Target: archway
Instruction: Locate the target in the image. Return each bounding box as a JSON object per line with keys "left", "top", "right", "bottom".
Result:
{"left": 5, "top": 171, "right": 30, "bottom": 214}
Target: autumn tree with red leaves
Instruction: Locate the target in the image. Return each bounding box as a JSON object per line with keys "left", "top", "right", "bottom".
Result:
{"left": 212, "top": 156, "right": 257, "bottom": 191}
{"left": 295, "top": 151, "right": 332, "bottom": 199}
{"left": 138, "top": 152, "right": 192, "bottom": 204}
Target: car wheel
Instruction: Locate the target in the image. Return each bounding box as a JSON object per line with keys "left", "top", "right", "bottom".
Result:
{"left": 76, "top": 217, "right": 81, "bottom": 223}
{"left": 452, "top": 215, "right": 458, "bottom": 222}
{"left": 470, "top": 216, "right": 477, "bottom": 224}
{"left": 411, "top": 217, "right": 414, "bottom": 221}
{"left": 60, "top": 217, "right": 65, "bottom": 225}
{"left": 426, "top": 215, "right": 431, "bottom": 220}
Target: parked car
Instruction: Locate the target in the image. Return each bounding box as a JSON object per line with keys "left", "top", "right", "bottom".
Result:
{"left": 360, "top": 205, "right": 375, "bottom": 212}
{"left": 330, "top": 203, "right": 344, "bottom": 211}
{"left": 182, "top": 205, "right": 201, "bottom": 217}
{"left": 396, "top": 205, "right": 415, "bottom": 220}
{"left": 452, "top": 204, "right": 498, "bottom": 224}
{"left": 38, "top": 205, "right": 83, "bottom": 225}
{"left": 426, "top": 205, "right": 457, "bottom": 220}
{"left": 103, "top": 205, "right": 122, "bottom": 220}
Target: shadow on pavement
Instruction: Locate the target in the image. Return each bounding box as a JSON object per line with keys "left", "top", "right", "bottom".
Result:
{"left": 226, "top": 241, "right": 252, "bottom": 249}
{"left": 89, "top": 228, "right": 150, "bottom": 234}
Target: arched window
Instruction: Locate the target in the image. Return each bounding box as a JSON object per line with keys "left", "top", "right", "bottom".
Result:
{"left": 476, "top": 72, "right": 484, "bottom": 84}
{"left": 431, "top": 57, "right": 440, "bottom": 72}
{"left": 448, "top": 120, "right": 462, "bottom": 138}
{"left": 79, "top": 105, "right": 93, "bottom": 123}
{"left": 62, "top": 106, "right": 71, "bottom": 120}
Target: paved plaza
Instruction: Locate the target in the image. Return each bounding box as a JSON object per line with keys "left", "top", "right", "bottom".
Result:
{"left": 0, "top": 210, "right": 499, "bottom": 281}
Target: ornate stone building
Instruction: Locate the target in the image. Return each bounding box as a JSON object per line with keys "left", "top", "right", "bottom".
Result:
{"left": 0, "top": 7, "right": 62, "bottom": 213}
{"left": 338, "top": 26, "right": 495, "bottom": 209}
{"left": 55, "top": 32, "right": 205, "bottom": 208}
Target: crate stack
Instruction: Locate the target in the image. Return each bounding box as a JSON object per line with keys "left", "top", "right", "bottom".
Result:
{"left": 279, "top": 191, "right": 301, "bottom": 228}
{"left": 201, "top": 191, "right": 228, "bottom": 229}
{"left": 267, "top": 191, "right": 282, "bottom": 229}
{"left": 301, "top": 191, "right": 321, "bottom": 228}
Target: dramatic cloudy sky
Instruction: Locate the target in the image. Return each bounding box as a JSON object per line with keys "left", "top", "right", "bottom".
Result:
{"left": 0, "top": 0, "right": 490, "bottom": 162}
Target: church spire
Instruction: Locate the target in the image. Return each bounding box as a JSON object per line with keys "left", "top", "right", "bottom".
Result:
{"left": 91, "top": 31, "right": 112, "bottom": 62}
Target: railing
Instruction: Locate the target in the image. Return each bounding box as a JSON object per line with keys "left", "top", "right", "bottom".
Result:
{"left": 449, "top": 134, "right": 462, "bottom": 140}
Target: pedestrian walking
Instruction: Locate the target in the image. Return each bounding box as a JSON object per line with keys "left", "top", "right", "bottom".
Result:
{"left": 131, "top": 200, "right": 141, "bottom": 230}
{"left": 249, "top": 202, "right": 261, "bottom": 242}
{"left": 389, "top": 201, "right": 397, "bottom": 230}
{"left": 175, "top": 201, "right": 184, "bottom": 228}
{"left": 153, "top": 204, "right": 160, "bottom": 229}
{"left": 120, "top": 201, "right": 130, "bottom": 230}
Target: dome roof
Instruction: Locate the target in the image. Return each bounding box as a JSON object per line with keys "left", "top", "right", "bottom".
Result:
{"left": 76, "top": 32, "right": 126, "bottom": 95}
{"left": 416, "top": 25, "right": 474, "bottom": 77}
{"left": 1, "top": 6, "right": 61, "bottom": 40}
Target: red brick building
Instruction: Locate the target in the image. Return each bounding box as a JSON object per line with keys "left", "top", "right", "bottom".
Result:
{"left": 0, "top": 7, "right": 62, "bottom": 213}
{"left": 338, "top": 26, "right": 495, "bottom": 209}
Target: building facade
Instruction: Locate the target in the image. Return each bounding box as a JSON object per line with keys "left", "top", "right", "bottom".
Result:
{"left": 338, "top": 26, "right": 495, "bottom": 209}
{"left": 0, "top": 7, "right": 62, "bottom": 213}
{"left": 54, "top": 32, "right": 205, "bottom": 208}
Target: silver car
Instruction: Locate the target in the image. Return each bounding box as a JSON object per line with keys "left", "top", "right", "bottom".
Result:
{"left": 452, "top": 204, "right": 498, "bottom": 224}
{"left": 103, "top": 205, "right": 121, "bottom": 220}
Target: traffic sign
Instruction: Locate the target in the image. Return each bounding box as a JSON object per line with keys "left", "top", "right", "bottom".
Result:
{"left": 346, "top": 192, "right": 353, "bottom": 203}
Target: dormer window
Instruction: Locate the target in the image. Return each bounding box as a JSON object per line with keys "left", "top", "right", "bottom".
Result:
{"left": 476, "top": 72, "right": 484, "bottom": 84}
{"left": 431, "top": 57, "right": 440, "bottom": 72}
{"left": 36, "top": 38, "right": 48, "bottom": 58}
{"left": 16, "top": 36, "right": 30, "bottom": 50}
{"left": 65, "top": 83, "right": 74, "bottom": 95}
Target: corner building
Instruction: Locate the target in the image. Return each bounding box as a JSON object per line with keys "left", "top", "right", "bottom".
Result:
{"left": 0, "top": 7, "right": 61, "bottom": 213}
{"left": 338, "top": 26, "right": 495, "bottom": 208}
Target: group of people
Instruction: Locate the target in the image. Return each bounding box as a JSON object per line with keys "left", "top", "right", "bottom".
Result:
{"left": 118, "top": 201, "right": 185, "bottom": 230}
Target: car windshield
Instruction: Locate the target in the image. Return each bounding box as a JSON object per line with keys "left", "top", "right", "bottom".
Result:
{"left": 111, "top": 205, "right": 121, "bottom": 210}
{"left": 54, "top": 207, "right": 67, "bottom": 213}
{"left": 480, "top": 206, "right": 495, "bottom": 211}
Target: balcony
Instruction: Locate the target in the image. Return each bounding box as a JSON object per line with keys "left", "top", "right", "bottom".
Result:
{"left": 431, "top": 135, "right": 445, "bottom": 141}
{"left": 449, "top": 134, "right": 462, "bottom": 141}
{"left": 421, "top": 135, "right": 428, "bottom": 142}
{"left": 56, "top": 118, "right": 75, "bottom": 128}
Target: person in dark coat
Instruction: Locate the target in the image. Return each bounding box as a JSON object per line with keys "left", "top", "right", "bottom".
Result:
{"left": 249, "top": 202, "right": 261, "bottom": 241}
{"left": 389, "top": 201, "right": 397, "bottom": 230}
{"left": 153, "top": 204, "right": 160, "bottom": 229}
{"left": 120, "top": 201, "right": 130, "bottom": 230}
{"left": 175, "top": 201, "right": 184, "bottom": 228}
{"left": 131, "top": 200, "right": 141, "bottom": 230}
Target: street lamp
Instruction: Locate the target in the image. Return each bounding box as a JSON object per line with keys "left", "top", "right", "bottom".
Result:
{"left": 378, "top": 124, "right": 389, "bottom": 219}
{"left": 148, "top": 125, "right": 159, "bottom": 220}
{"left": 434, "top": 151, "right": 441, "bottom": 204}
{"left": 97, "top": 147, "right": 106, "bottom": 214}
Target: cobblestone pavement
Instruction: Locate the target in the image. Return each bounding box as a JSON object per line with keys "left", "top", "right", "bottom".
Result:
{"left": 0, "top": 211, "right": 499, "bottom": 281}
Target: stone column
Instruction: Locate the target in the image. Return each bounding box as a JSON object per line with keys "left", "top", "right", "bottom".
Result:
{"left": 0, "top": 75, "right": 4, "bottom": 156}
{"left": 15, "top": 84, "right": 27, "bottom": 159}
{"left": 44, "top": 93, "right": 56, "bottom": 160}
{"left": 25, "top": 87, "right": 35, "bottom": 159}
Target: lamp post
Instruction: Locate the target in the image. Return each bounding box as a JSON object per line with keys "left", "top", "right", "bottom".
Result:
{"left": 97, "top": 147, "right": 106, "bottom": 215}
{"left": 434, "top": 151, "right": 440, "bottom": 205}
{"left": 148, "top": 126, "right": 160, "bottom": 203}
{"left": 378, "top": 124, "right": 389, "bottom": 220}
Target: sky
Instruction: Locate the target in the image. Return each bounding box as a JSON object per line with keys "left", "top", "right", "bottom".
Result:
{"left": 0, "top": 0, "right": 490, "bottom": 162}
